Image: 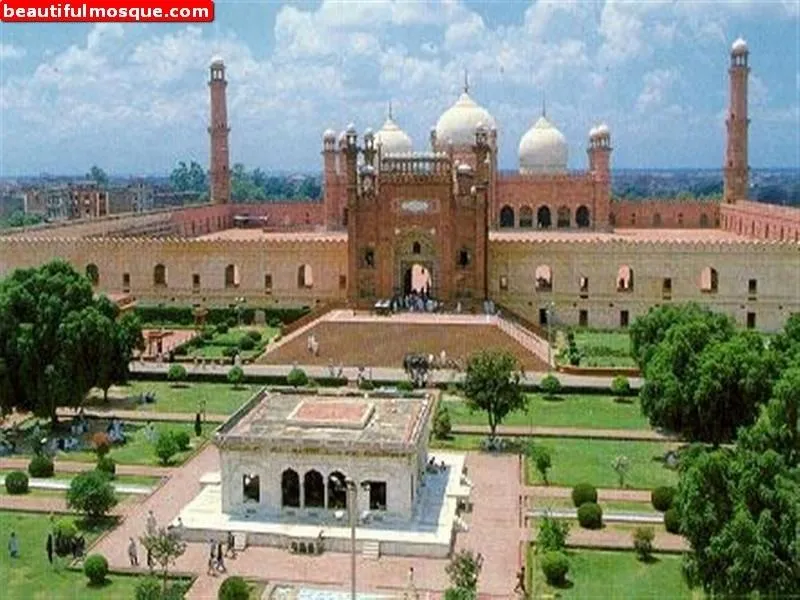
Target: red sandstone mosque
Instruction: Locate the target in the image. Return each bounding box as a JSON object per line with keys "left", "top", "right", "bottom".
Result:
{"left": 1, "top": 38, "right": 798, "bottom": 331}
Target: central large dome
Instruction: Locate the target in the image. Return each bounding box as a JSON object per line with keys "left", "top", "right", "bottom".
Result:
{"left": 518, "top": 116, "right": 568, "bottom": 174}
{"left": 434, "top": 92, "right": 496, "bottom": 147}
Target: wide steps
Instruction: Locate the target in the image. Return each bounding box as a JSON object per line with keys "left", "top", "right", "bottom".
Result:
{"left": 361, "top": 540, "right": 380, "bottom": 560}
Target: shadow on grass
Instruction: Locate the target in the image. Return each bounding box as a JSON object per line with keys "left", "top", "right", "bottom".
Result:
{"left": 550, "top": 578, "right": 575, "bottom": 590}
{"left": 637, "top": 555, "right": 662, "bottom": 565}
{"left": 613, "top": 396, "right": 635, "bottom": 404}
{"left": 542, "top": 395, "right": 565, "bottom": 403}
{"left": 86, "top": 579, "right": 114, "bottom": 590}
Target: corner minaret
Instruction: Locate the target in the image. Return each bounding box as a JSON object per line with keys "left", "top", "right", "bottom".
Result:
{"left": 724, "top": 38, "right": 750, "bottom": 204}
{"left": 208, "top": 57, "right": 230, "bottom": 205}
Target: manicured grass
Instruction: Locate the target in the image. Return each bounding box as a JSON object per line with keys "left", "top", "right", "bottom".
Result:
{"left": 527, "top": 547, "right": 698, "bottom": 599}
{"left": 0, "top": 511, "right": 147, "bottom": 599}
{"left": 87, "top": 380, "right": 261, "bottom": 415}
{"left": 558, "top": 330, "right": 637, "bottom": 368}
{"left": 183, "top": 326, "right": 279, "bottom": 360}
{"left": 526, "top": 438, "right": 679, "bottom": 490}
{"left": 443, "top": 394, "right": 650, "bottom": 431}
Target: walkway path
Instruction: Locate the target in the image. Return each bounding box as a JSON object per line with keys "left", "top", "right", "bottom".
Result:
{"left": 527, "top": 507, "right": 663, "bottom": 525}
{"left": 23, "top": 477, "right": 154, "bottom": 495}
{"left": 524, "top": 485, "right": 653, "bottom": 503}
{"left": 0, "top": 457, "right": 174, "bottom": 477}
{"left": 54, "top": 407, "right": 227, "bottom": 424}
{"left": 451, "top": 424, "right": 674, "bottom": 442}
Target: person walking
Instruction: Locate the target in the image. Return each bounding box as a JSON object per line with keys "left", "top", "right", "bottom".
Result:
{"left": 225, "top": 531, "right": 236, "bottom": 558}
{"left": 146, "top": 510, "right": 157, "bottom": 536}
{"left": 8, "top": 532, "right": 19, "bottom": 558}
{"left": 216, "top": 542, "right": 226, "bottom": 573}
{"left": 128, "top": 537, "right": 138, "bottom": 567}
{"left": 207, "top": 540, "right": 217, "bottom": 575}
{"left": 46, "top": 533, "right": 53, "bottom": 564}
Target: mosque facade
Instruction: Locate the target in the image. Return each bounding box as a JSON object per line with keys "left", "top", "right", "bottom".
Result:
{"left": 1, "top": 39, "right": 798, "bottom": 332}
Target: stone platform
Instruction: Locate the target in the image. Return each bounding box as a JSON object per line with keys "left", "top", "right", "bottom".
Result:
{"left": 175, "top": 452, "right": 470, "bottom": 559}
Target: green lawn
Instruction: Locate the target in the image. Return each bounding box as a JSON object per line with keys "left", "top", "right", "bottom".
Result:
{"left": 0, "top": 511, "right": 157, "bottom": 599}
{"left": 87, "top": 381, "right": 261, "bottom": 415}
{"left": 443, "top": 394, "right": 650, "bottom": 431}
{"left": 528, "top": 548, "right": 699, "bottom": 599}
{"left": 182, "top": 326, "right": 279, "bottom": 360}
{"left": 559, "top": 330, "right": 637, "bottom": 368}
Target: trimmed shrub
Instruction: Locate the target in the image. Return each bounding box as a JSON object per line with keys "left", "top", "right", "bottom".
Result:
{"left": 227, "top": 366, "right": 245, "bottom": 387}
{"left": 155, "top": 432, "right": 180, "bottom": 465}
{"left": 173, "top": 430, "right": 191, "bottom": 452}
{"left": 222, "top": 346, "right": 238, "bottom": 358}
{"left": 577, "top": 502, "right": 603, "bottom": 529}
{"left": 358, "top": 379, "right": 375, "bottom": 391}
{"left": 28, "top": 454, "right": 55, "bottom": 478}
{"left": 201, "top": 328, "right": 215, "bottom": 341}
{"left": 54, "top": 519, "right": 78, "bottom": 556}
{"left": 218, "top": 576, "right": 250, "bottom": 600}
{"left": 287, "top": 367, "right": 308, "bottom": 387}
{"left": 432, "top": 406, "right": 452, "bottom": 439}
{"left": 173, "top": 345, "right": 188, "bottom": 356}
{"left": 610, "top": 375, "right": 631, "bottom": 397}
{"left": 96, "top": 456, "right": 116, "bottom": 479}
{"left": 571, "top": 483, "right": 597, "bottom": 508}
{"left": 633, "top": 526, "right": 655, "bottom": 561}
{"left": 539, "top": 374, "right": 562, "bottom": 398}
{"left": 540, "top": 551, "right": 570, "bottom": 586}
{"left": 247, "top": 330, "right": 262, "bottom": 342}
{"left": 664, "top": 507, "right": 681, "bottom": 534}
{"left": 536, "top": 514, "right": 569, "bottom": 553}
{"left": 651, "top": 486, "right": 676, "bottom": 512}
{"left": 396, "top": 380, "right": 414, "bottom": 392}
{"left": 226, "top": 317, "right": 237, "bottom": 329}
{"left": 167, "top": 364, "right": 187, "bottom": 383}
{"left": 83, "top": 553, "right": 109, "bottom": 586}
{"left": 66, "top": 471, "right": 118, "bottom": 519}
{"left": 135, "top": 577, "right": 162, "bottom": 600}
{"left": 216, "top": 323, "right": 230, "bottom": 335}
{"left": 4, "top": 470, "right": 29, "bottom": 494}
{"left": 238, "top": 336, "right": 255, "bottom": 351}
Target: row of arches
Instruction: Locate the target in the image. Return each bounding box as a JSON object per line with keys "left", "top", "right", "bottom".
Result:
{"left": 724, "top": 214, "right": 800, "bottom": 242}
{"left": 279, "top": 469, "right": 388, "bottom": 511}
{"left": 609, "top": 212, "right": 712, "bottom": 228}
{"left": 529, "top": 265, "right": 721, "bottom": 294}
{"left": 499, "top": 205, "right": 591, "bottom": 229}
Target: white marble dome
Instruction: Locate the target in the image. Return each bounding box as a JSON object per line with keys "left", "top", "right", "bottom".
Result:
{"left": 731, "top": 37, "right": 748, "bottom": 55}
{"left": 210, "top": 56, "right": 224, "bottom": 66}
{"left": 434, "top": 92, "right": 496, "bottom": 147}
{"left": 375, "top": 117, "right": 413, "bottom": 154}
{"left": 518, "top": 116, "right": 568, "bottom": 174}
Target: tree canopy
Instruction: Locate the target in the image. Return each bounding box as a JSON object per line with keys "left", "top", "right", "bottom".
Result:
{"left": 0, "top": 260, "right": 143, "bottom": 421}
{"left": 169, "top": 160, "right": 207, "bottom": 193}
{"left": 462, "top": 349, "right": 525, "bottom": 437}
{"left": 86, "top": 165, "right": 109, "bottom": 186}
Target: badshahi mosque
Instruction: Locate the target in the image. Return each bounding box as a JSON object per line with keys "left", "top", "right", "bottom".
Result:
{"left": 0, "top": 38, "right": 798, "bottom": 331}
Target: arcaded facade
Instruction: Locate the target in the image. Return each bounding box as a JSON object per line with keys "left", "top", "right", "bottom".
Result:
{"left": 0, "top": 38, "right": 798, "bottom": 332}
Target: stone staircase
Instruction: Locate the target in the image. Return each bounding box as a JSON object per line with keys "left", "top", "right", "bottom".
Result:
{"left": 361, "top": 540, "right": 381, "bottom": 560}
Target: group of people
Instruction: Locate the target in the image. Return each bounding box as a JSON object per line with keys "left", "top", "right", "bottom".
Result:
{"left": 206, "top": 532, "right": 236, "bottom": 576}
{"left": 391, "top": 292, "right": 440, "bottom": 314}
{"left": 306, "top": 334, "right": 320, "bottom": 357}
{"left": 106, "top": 418, "right": 126, "bottom": 444}
{"left": 327, "top": 360, "right": 345, "bottom": 378}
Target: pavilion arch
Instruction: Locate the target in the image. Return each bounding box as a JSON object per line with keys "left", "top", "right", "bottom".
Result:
{"left": 556, "top": 206, "right": 570, "bottom": 228}
{"left": 327, "top": 471, "right": 348, "bottom": 510}
{"left": 303, "top": 470, "right": 324, "bottom": 508}
{"left": 499, "top": 205, "right": 515, "bottom": 228}
{"left": 281, "top": 469, "right": 300, "bottom": 508}
{"left": 617, "top": 265, "right": 634, "bottom": 292}
{"left": 535, "top": 264, "right": 553, "bottom": 291}
{"left": 224, "top": 264, "right": 240, "bottom": 288}
{"left": 575, "top": 205, "right": 591, "bottom": 228}
{"left": 153, "top": 264, "right": 167, "bottom": 287}
{"left": 85, "top": 264, "right": 100, "bottom": 287}
{"left": 297, "top": 264, "right": 314, "bottom": 289}
{"left": 699, "top": 213, "right": 710, "bottom": 228}
{"left": 519, "top": 206, "right": 533, "bottom": 228}
{"left": 609, "top": 213, "right": 616, "bottom": 227}
{"left": 652, "top": 213, "right": 662, "bottom": 227}
{"left": 700, "top": 266, "right": 719, "bottom": 293}
{"left": 537, "top": 206, "right": 552, "bottom": 229}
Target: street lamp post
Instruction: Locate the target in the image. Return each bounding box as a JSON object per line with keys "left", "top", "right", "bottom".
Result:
{"left": 546, "top": 301, "right": 555, "bottom": 371}
{"left": 346, "top": 478, "right": 357, "bottom": 600}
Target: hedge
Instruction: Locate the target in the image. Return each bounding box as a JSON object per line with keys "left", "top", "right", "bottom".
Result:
{"left": 134, "top": 305, "right": 309, "bottom": 327}
{"left": 577, "top": 502, "right": 603, "bottom": 529}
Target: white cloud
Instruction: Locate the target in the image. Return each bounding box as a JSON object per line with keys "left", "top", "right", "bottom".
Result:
{"left": 0, "top": 43, "right": 26, "bottom": 60}
{"left": 636, "top": 68, "right": 680, "bottom": 113}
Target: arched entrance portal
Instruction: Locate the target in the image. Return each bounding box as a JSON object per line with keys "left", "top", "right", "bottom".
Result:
{"left": 403, "top": 264, "right": 432, "bottom": 296}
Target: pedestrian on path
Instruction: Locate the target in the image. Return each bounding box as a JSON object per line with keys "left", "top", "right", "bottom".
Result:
{"left": 128, "top": 537, "right": 138, "bottom": 566}
{"left": 225, "top": 531, "right": 236, "bottom": 558}
{"left": 8, "top": 531, "right": 19, "bottom": 558}
{"left": 216, "top": 542, "right": 226, "bottom": 573}
{"left": 46, "top": 533, "right": 53, "bottom": 564}
{"left": 207, "top": 539, "right": 217, "bottom": 575}
{"left": 146, "top": 510, "right": 157, "bottom": 536}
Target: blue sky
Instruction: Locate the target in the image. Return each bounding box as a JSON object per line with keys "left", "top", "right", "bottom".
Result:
{"left": 0, "top": 0, "right": 798, "bottom": 176}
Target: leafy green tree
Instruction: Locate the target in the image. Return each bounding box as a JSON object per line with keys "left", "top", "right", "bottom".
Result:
{"left": 612, "top": 455, "right": 630, "bottom": 488}
{"left": 539, "top": 374, "right": 561, "bottom": 399}
{"left": 66, "top": 470, "right": 118, "bottom": 519}
{"left": 167, "top": 364, "right": 187, "bottom": 384}
{"left": 227, "top": 366, "right": 244, "bottom": 388}
{"left": 632, "top": 527, "right": 655, "bottom": 562}
{"left": 536, "top": 514, "right": 569, "bottom": 553}
{"left": 169, "top": 160, "right": 207, "bottom": 192}
{"left": 86, "top": 165, "right": 109, "bottom": 186}
{"left": 526, "top": 441, "right": 552, "bottom": 485}
{"left": 445, "top": 549, "right": 482, "bottom": 600}
{"left": 155, "top": 432, "right": 179, "bottom": 465}
{"left": 218, "top": 576, "right": 250, "bottom": 600}
{"left": 140, "top": 527, "right": 187, "bottom": 596}
{"left": 462, "top": 349, "right": 525, "bottom": 438}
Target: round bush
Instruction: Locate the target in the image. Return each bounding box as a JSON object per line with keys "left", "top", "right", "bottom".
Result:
{"left": 4, "top": 470, "right": 29, "bottom": 494}
{"left": 96, "top": 456, "right": 116, "bottom": 479}
{"left": 28, "top": 454, "right": 54, "bottom": 478}
{"left": 571, "top": 483, "right": 598, "bottom": 508}
{"left": 54, "top": 519, "right": 78, "bottom": 556}
{"left": 577, "top": 502, "right": 603, "bottom": 529}
{"left": 664, "top": 507, "right": 681, "bottom": 534}
{"left": 226, "top": 317, "right": 237, "bottom": 329}
{"left": 651, "top": 486, "right": 676, "bottom": 512}
{"left": 238, "top": 335, "right": 255, "bottom": 351}
{"left": 222, "top": 346, "right": 238, "bottom": 358}
{"left": 247, "top": 330, "right": 262, "bottom": 342}
{"left": 286, "top": 367, "right": 308, "bottom": 387}
{"left": 173, "top": 430, "right": 191, "bottom": 451}
{"left": 218, "top": 576, "right": 250, "bottom": 600}
{"left": 135, "top": 577, "right": 162, "bottom": 600}
{"left": 202, "top": 328, "right": 215, "bottom": 340}
{"left": 540, "top": 551, "right": 570, "bottom": 586}
{"left": 83, "top": 554, "right": 109, "bottom": 586}
{"left": 216, "top": 323, "right": 229, "bottom": 335}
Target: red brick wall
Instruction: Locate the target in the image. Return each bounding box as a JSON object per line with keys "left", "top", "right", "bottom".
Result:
{"left": 611, "top": 199, "right": 720, "bottom": 229}
{"left": 229, "top": 202, "right": 325, "bottom": 230}
{"left": 720, "top": 201, "right": 800, "bottom": 241}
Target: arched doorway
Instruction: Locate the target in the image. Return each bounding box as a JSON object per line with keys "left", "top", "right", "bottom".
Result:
{"left": 403, "top": 264, "right": 432, "bottom": 296}
{"left": 327, "top": 471, "right": 348, "bottom": 510}
{"left": 242, "top": 474, "right": 260, "bottom": 503}
{"left": 303, "top": 470, "right": 324, "bottom": 508}
{"left": 281, "top": 469, "right": 300, "bottom": 507}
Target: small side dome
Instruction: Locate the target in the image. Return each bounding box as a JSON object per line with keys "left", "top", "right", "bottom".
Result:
{"left": 210, "top": 56, "right": 224, "bottom": 66}
{"left": 323, "top": 129, "right": 336, "bottom": 141}
{"left": 589, "top": 126, "right": 599, "bottom": 140}
{"left": 518, "top": 116, "right": 568, "bottom": 174}
{"left": 596, "top": 123, "right": 610, "bottom": 137}
{"left": 731, "top": 37, "right": 748, "bottom": 55}
{"left": 346, "top": 123, "right": 356, "bottom": 134}
{"left": 375, "top": 115, "right": 413, "bottom": 154}
{"left": 363, "top": 128, "right": 374, "bottom": 140}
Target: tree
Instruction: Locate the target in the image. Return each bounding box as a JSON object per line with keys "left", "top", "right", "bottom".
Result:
{"left": 526, "top": 441, "right": 552, "bottom": 485}
{"left": 140, "top": 527, "right": 187, "bottom": 595}
{"left": 286, "top": 367, "right": 308, "bottom": 387}
{"left": 539, "top": 374, "right": 561, "bottom": 400}
{"left": 218, "top": 576, "right": 250, "bottom": 600}
{"left": 462, "top": 349, "right": 525, "bottom": 438}
{"left": 612, "top": 455, "right": 630, "bottom": 488}
{"left": 227, "top": 366, "right": 244, "bottom": 388}
{"left": 155, "top": 432, "right": 179, "bottom": 465}
{"left": 66, "top": 470, "right": 118, "bottom": 519}
{"left": 536, "top": 514, "right": 569, "bottom": 553}
{"left": 167, "top": 364, "right": 187, "bottom": 385}
{"left": 632, "top": 527, "right": 655, "bottom": 562}
{"left": 86, "top": 165, "right": 108, "bottom": 186}
{"left": 610, "top": 375, "right": 630, "bottom": 399}
{"left": 445, "top": 549, "right": 482, "bottom": 600}
{"left": 170, "top": 160, "right": 207, "bottom": 192}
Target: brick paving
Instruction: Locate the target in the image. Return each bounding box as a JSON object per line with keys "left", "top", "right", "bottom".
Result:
{"left": 523, "top": 485, "right": 652, "bottom": 503}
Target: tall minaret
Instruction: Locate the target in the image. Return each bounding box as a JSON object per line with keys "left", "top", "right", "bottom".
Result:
{"left": 208, "top": 57, "right": 230, "bottom": 205}
{"left": 724, "top": 38, "right": 750, "bottom": 204}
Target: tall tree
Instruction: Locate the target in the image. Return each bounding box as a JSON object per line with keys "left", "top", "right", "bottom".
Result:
{"left": 140, "top": 528, "right": 187, "bottom": 595}
{"left": 86, "top": 165, "right": 108, "bottom": 186}
{"left": 462, "top": 349, "right": 525, "bottom": 438}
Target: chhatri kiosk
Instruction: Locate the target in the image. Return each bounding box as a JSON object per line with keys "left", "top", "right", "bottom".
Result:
{"left": 178, "top": 388, "right": 472, "bottom": 558}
